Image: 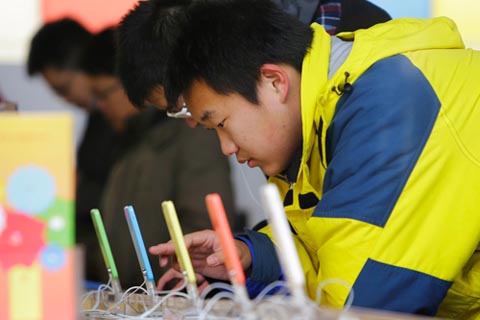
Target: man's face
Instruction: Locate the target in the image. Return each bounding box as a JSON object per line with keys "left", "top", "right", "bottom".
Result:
{"left": 90, "top": 75, "right": 138, "bottom": 131}
{"left": 42, "top": 67, "right": 94, "bottom": 110}
{"left": 184, "top": 78, "right": 302, "bottom": 177}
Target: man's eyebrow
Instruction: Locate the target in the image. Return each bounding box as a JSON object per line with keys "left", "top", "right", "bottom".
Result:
{"left": 201, "top": 110, "right": 215, "bottom": 122}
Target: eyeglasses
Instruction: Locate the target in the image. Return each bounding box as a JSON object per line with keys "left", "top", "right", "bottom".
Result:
{"left": 166, "top": 105, "right": 192, "bottom": 119}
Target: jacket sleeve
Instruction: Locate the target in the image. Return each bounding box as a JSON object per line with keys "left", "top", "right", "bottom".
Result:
{"left": 308, "top": 55, "right": 452, "bottom": 315}
{"left": 238, "top": 226, "right": 319, "bottom": 299}
{"left": 235, "top": 229, "right": 283, "bottom": 298}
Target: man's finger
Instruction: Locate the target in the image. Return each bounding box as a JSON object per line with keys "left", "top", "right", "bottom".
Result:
{"left": 156, "top": 268, "right": 183, "bottom": 290}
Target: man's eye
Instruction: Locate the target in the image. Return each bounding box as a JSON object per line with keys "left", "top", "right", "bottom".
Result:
{"left": 217, "top": 120, "right": 225, "bottom": 128}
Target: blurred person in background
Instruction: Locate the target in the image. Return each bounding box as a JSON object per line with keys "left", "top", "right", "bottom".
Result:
{"left": 27, "top": 18, "right": 117, "bottom": 283}
{"left": 275, "top": 0, "right": 391, "bottom": 34}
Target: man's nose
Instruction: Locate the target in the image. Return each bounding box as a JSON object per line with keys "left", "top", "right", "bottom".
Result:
{"left": 218, "top": 130, "right": 238, "bottom": 156}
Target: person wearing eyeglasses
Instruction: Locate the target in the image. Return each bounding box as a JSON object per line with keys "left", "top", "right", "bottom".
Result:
{"left": 82, "top": 27, "right": 236, "bottom": 288}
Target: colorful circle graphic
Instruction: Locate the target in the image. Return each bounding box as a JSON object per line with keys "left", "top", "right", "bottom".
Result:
{"left": 40, "top": 244, "right": 66, "bottom": 271}
{"left": 6, "top": 165, "right": 56, "bottom": 215}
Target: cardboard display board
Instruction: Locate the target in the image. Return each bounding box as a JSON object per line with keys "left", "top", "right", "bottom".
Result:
{"left": 0, "top": 113, "right": 76, "bottom": 319}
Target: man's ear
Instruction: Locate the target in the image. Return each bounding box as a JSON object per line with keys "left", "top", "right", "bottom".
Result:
{"left": 260, "top": 64, "right": 290, "bottom": 103}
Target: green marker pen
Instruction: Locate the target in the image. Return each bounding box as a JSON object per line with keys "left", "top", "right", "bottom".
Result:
{"left": 90, "top": 208, "right": 122, "bottom": 294}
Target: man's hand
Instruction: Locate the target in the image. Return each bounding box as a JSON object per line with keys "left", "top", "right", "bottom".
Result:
{"left": 149, "top": 229, "right": 252, "bottom": 286}
{"left": 155, "top": 268, "right": 210, "bottom": 292}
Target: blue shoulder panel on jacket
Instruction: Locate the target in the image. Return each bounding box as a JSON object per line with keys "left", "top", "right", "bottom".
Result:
{"left": 313, "top": 55, "right": 441, "bottom": 227}
{"left": 352, "top": 259, "right": 451, "bottom": 315}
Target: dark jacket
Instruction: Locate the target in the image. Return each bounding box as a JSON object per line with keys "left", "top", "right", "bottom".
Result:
{"left": 76, "top": 109, "right": 116, "bottom": 282}
{"left": 272, "top": 0, "right": 391, "bottom": 31}
{"left": 94, "top": 108, "right": 235, "bottom": 288}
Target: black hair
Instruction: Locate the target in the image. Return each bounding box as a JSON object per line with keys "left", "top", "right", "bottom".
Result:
{"left": 27, "top": 18, "right": 92, "bottom": 75}
{"left": 116, "top": 0, "right": 191, "bottom": 107}
{"left": 81, "top": 27, "right": 117, "bottom": 76}
{"left": 164, "top": 0, "right": 313, "bottom": 108}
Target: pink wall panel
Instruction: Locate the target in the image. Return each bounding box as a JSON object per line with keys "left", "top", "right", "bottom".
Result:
{"left": 42, "top": 0, "right": 139, "bottom": 32}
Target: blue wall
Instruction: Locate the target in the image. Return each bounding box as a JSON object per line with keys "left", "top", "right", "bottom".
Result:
{"left": 369, "top": 0, "right": 431, "bottom": 18}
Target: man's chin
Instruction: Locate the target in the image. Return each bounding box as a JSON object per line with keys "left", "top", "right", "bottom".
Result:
{"left": 259, "top": 165, "right": 283, "bottom": 178}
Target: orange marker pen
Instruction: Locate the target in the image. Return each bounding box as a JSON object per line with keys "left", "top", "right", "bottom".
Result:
{"left": 205, "top": 193, "right": 245, "bottom": 286}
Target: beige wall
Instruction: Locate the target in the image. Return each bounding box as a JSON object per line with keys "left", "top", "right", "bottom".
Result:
{"left": 433, "top": 0, "right": 480, "bottom": 49}
{"left": 0, "top": 0, "right": 41, "bottom": 64}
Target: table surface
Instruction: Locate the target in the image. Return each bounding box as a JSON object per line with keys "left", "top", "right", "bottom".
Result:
{"left": 81, "top": 292, "right": 441, "bottom": 320}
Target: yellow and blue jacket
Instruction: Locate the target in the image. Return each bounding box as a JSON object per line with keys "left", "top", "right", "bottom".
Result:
{"left": 243, "top": 17, "right": 480, "bottom": 318}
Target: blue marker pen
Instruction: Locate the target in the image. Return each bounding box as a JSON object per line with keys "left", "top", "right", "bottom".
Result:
{"left": 124, "top": 205, "right": 156, "bottom": 295}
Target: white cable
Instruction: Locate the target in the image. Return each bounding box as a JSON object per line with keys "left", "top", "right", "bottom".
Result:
{"left": 198, "top": 291, "right": 236, "bottom": 320}
{"left": 253, "top": 280, "right": 289, "bottom": 300}
{"left": 238, "top": 162, "right": 264, "bottom": 213}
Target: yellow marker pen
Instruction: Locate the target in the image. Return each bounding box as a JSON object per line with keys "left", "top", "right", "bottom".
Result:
{"left": 161, "top": 201, "right": 198, "bottom": 300}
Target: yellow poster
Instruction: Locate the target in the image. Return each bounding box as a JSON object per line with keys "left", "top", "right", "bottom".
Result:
{"left": 0, "top": 113, "right": 76, "bottom": 320}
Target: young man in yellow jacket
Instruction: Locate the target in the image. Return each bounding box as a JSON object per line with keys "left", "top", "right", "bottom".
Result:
{"left": 149, "top": 0, "right": 480, "bottom": 318}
